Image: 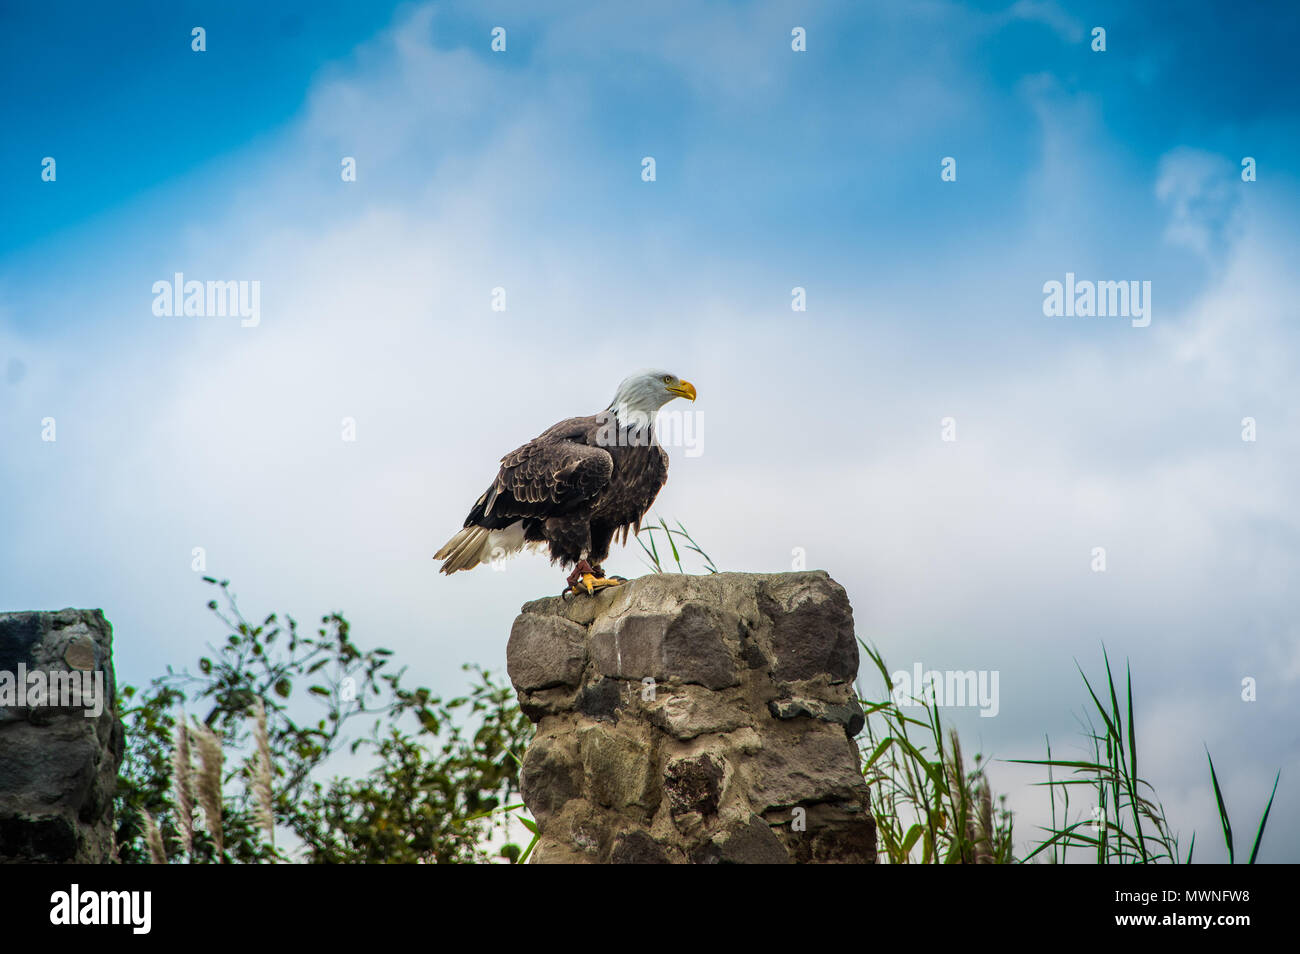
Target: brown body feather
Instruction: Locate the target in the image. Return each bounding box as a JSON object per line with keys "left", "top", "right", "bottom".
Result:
{"left": 435, "top": 415, "right": 668, "bottom": 573}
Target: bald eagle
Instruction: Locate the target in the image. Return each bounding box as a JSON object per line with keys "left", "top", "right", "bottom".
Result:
{"left": 434, "top": 370, "right": 697, "bottom": 594}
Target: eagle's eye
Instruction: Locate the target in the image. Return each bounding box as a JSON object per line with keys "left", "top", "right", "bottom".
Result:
{"left": 662, "top": 375, "right": 672, "bottom": 384}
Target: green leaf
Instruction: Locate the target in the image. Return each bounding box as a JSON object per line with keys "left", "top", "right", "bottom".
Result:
{"left": 1206, "top": 748, "right": 1234, "bottom": 863}
{"left": 1248, "top": 770, "right": 1280, "bottom": 864}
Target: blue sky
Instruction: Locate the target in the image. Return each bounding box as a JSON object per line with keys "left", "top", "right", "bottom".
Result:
{"left": 2, "top": 0, "right": 1298, "bottom": 861}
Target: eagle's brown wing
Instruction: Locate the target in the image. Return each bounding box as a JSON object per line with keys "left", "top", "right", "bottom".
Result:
{"left": 469, "top": 416, "right": 612, "bottom": 528}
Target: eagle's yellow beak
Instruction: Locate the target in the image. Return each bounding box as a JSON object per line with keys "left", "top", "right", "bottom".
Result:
{"left": 667, "top": 379, "right": 697, "bottom": 401}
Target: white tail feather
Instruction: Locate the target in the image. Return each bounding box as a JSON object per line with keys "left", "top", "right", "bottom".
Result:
{"left": 434, "top": 521, "right": 531, "bottom": 573}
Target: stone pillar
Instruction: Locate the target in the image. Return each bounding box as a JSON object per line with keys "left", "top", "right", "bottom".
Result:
{"left": 507, "top": 571, "right": 876, "bottom": 864}
{"left": 0, "top": 609, "right": 124, "bottom": 863}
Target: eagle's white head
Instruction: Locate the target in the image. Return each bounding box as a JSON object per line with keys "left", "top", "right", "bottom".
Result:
{"left": 607, "top": 369, "right": 697, "bottom": 427}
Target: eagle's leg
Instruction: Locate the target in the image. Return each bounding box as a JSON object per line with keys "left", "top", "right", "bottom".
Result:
{"left": 562, "top": 561, "right": 595, "bottom": 598}
{"left": 565, "top": 561, "right": 593, "bottom": 588}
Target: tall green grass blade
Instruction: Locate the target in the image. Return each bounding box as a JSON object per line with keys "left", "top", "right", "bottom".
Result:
{"left": 901, "top": 823, "right": 923, "bottom": 858}
{"left": 863, "top": 737, "right": 896, "bottom": 771}
{"left": 1123, "top": 659, "right": 1147, "bottom": 862}
{"left": 1044, "top": 736, "right": 1059, "bottom": 863}
{"left": 1020, "top": 821, "right": 1099, "bottom": 862}
{"left": 658, "top": 517, "right": 682, "bottom": 570}
{"left": 1248, "top": 771, "right": 1280, "bottom": 864}
{"left": 517, "top": 829, "right": 540, "bottom": 864}
{"left": 1206, "top": 748, "right": 1234, "bottom": 863}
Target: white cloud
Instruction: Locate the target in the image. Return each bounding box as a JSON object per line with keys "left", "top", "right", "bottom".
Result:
{"left": 1005, "top": 0, "right": 1086, "bottom": 43}
{"left": 1156, "top": 147, "right": 1244, "bottom": 262}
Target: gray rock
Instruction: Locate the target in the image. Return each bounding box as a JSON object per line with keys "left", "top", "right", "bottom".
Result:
{"left": 519, "top": 733, "right": 583, "bottom": 824}
{"left": 665, "top": 753, "right": 725, "bottom": 817}
{"left": 746, "top": 721, "right": 868, "bottom": 811}
{"left": 662, "top": 602, "right": 740, "bottom": 689}
{"left": 576, "top": 676, "right": 626, "bottom": 722}
{"left": 578, "top": 724, "right": 660, "bottom": 816}
{"left": 589, "top": 613, "right": 666, "bottom": 681}
{"left": 769, "top": 694, "right": 867, "bottom": 738}
{"left": 768, "top": 801, "right": 880, "bottom": 865}
{"left": 510, "top": 572, "right": 876, "bottom": 864}
{"left": 507, "top": 613, "right": 588, "bottom": 691}
{"left": 758, "top": 574, "right": 858, "bottom": 683}
{"left": 609, "top": 829, "right": 670, "bottom": 864}
{"left": 644, "top": 684, "right": 750, "bottom": 740}
{"left": 715, "top": 815, "right": 791, "bottom": 865}
{"left": 589, "top": 603, "right": 739, "bottom": 689}
{"left": 0, "top": 609, "right": 124, "bottom": 864}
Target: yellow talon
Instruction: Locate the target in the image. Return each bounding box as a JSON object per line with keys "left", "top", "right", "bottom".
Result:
{"left": 569, "top": 574, "right": 626, "bottom": 596}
